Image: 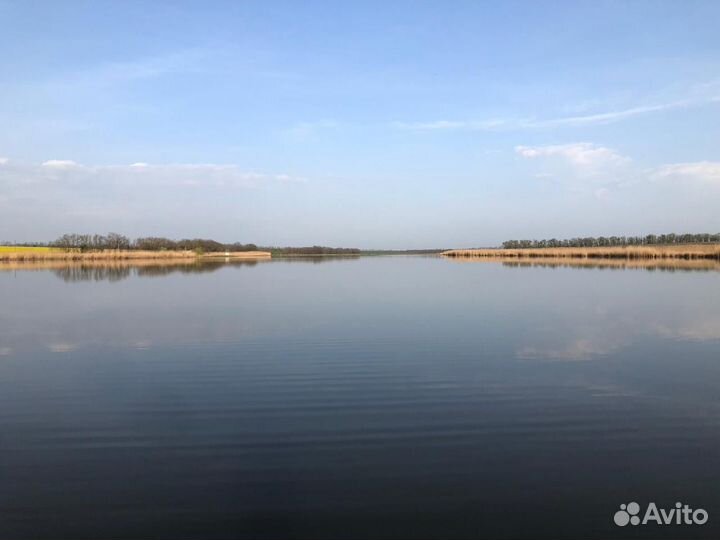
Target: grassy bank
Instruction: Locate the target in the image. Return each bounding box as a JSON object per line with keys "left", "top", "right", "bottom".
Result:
{"left": 442, "top": 244, "right": 720, "bottom": 260}
{"left": 0, "top": 248, "right": 271, "bottom": 262}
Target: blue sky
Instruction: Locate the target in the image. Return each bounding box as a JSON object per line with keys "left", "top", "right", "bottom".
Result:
{"left": 1, "top": 1, "right": 719, "bottom": 248}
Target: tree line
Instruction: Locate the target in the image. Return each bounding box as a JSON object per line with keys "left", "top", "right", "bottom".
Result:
{"left": 48, "top": 234, "right": 364, "bottom": 255}
{"left": 51, "top": 233, "right": 258, "bottom": 253}
{"left": 269, "top": 246, "right": 361, "bottom": 255}
{"left": 502, "top": 233, "right": 720, "bottom": 249}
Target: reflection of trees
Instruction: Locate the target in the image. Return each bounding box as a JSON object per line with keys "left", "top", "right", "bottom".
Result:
{"left": 10, "top": 256, "right": 365, "bottom": 283}
{"left": 51, "top": 260, "right": 261, "bottom": 282}
{"left": 273, "top": 255, "right": 362, "bottom": 264}
{"left": 136, "top": 260, "right": 258, "bottom": 277}
{"left": 447, "top": 256, "right": 720, "bottom": 272}
{"left": 500, "top": 260, "right": 720, "bottom": 272}
{"left": 53, "top": 265, "right": 133, "bottom": 282}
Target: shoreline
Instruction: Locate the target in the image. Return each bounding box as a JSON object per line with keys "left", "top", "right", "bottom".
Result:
{"left": 442, "top": 244, "right": 720, "bottom": 260}
{"left": 0, "top": 249, "right": 272, "bottom": 262}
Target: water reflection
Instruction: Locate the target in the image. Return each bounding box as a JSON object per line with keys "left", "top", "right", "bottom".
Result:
{"left": 273, "top": 255, "right": 362, "bottom": 264}
{"left": 54, "top": 264, "right": 132, "bottom": 282}
{"left": 1, "top": 256, "right": 719, "bottom": 361}
{"left": 2, "top": 256, "right": 720, "bottom": 539}
{"left": 449, "top": 257, "right": 720, "bottom": 272}
{"left": 0, "top": 260, "right": 263, "bottom": 282}
{"left": 0, "top": 256, "right": 361, "bottom": 282}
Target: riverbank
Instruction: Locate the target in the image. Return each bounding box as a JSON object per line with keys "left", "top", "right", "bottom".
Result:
{"left": 442, "top": 244, "right": 720, "bottom": 260}
{"left": 0, "top": 249, "right": 271, "bottom": 262}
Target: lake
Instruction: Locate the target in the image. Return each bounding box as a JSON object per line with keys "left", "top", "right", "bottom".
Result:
{"left": 1, "top": 256, "right": 719, "bottom": 539}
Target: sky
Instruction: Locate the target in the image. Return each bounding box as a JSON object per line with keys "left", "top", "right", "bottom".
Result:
{"left": 1, "top": 0, "right": 719, "bottom": 248}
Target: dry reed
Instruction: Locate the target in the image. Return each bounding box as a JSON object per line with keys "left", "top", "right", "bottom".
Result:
{"left": 0, "top": 249, "right": 271, "bottom": 262}
{"left": 442, "top": 244, "right": 720, "bottom": 260}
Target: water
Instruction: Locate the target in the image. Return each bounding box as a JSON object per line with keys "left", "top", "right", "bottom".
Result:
{"left": 1, "top": 256, "right": 719, "bottom": 539}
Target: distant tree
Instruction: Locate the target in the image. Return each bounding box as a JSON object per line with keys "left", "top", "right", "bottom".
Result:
{"left": 48, "top": 234, "right": 372, "bottom": 255}
{"left": 228, "top": 243, "right": 258, "bottom": 252}
{"left": 266, "top": 246, "right": 362, "bottom": 255}
{"left": 105, "top": 232, "right": 130, "bottom": 250}
{"left": 134, "top": 237, "right": 178, "bottom": 251}
{"left": 176, "top": 238, "right": 226, "bottom": 252}
{"left": 501, "top": 233, "right": 720, "bottom": 249}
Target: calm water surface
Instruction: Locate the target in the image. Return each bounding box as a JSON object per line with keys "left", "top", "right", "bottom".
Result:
{"left": 1, "top": 256, "right": 719, "bottom": 539}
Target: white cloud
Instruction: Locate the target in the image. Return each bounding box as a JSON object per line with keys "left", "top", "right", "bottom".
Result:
{"left": 100, "top": 162, "right": 302, "bottom": 187}
{"left": 515, "top": 143, "right": 630, "bottom": 168}
{"left": 4, "top": 159, "right": 304, "bottom": 190}
{"left": 516, "top": 144, "right": 720, "bottom": 188}
{"left": 653, "top": 161, "right": 720, "bottom": 185}
{"left": 514, "top": 142, "right": 639, "bottom": 198}
{"left": 0, "top": 158, "right": 307, "bottom": 237}
{"left": 41, "top": 159, "right": 79, "bottom": 168}
{"left": 515, "top": 142, "right": 720, "bottom": 204}
{"left": 0, "top": 157, "right": 8, "bottom": 165}
{"left": 392, "top": 119, "right": 512, "bottom": 131}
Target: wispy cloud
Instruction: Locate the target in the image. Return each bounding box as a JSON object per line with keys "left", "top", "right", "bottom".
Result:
{"left": 652, "top": 161, "right": 720, "bottom": 185}
{"left": 47, "top": 48, "right": 210, "bottom": 91}
{"left": 0, "top": 48, "right": 214, "bottom": 143}
{"left": 391, "top": 119, "right": 512, "bottom": 131}
{"left": 0, "top": 158, "right": 306, "bottom": 234}
{"left": 281, "top": 120, "right": 339, "bottom": 141}
{"left": 41, "top": 159, "right": 80, "bottom": 168}
{"left": 541, "top": 101, "right": 690, "bottom": 127}
{"left": 393, "top": 83, "right": 720, "bottom": 132}
{"left": 515, "top": 142, "right": 634, "bottom": 198}
{"left": 515, "top": 143, "right": 630, "bottom": 167}
{"left": 1, "top": 158, "right": 304, "bottom": 191}
{"left": 516, "top": 141, "right": 720, "bottom": 201}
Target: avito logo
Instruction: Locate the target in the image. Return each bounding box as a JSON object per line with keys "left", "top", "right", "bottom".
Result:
{"left": 614, "top": 502, "right": 708, "bottom": 527}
